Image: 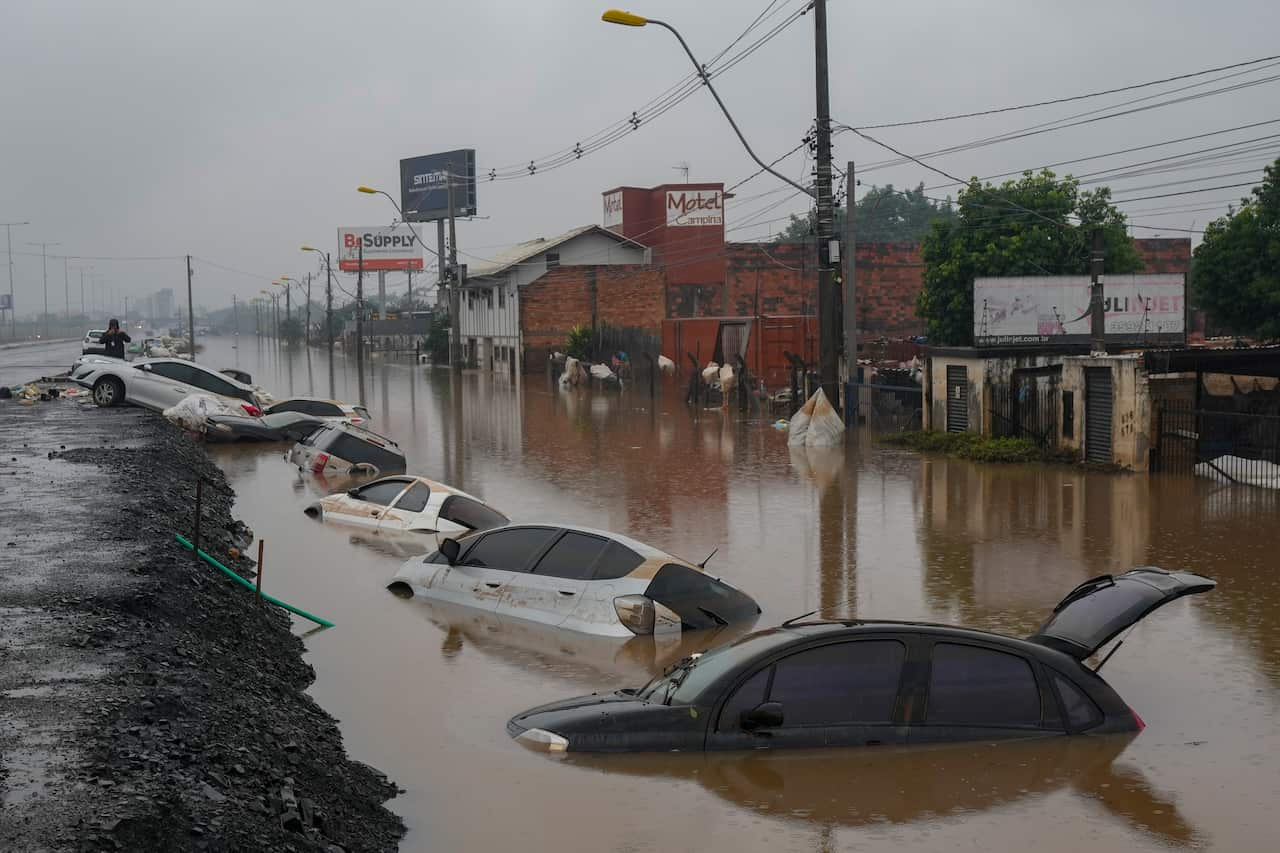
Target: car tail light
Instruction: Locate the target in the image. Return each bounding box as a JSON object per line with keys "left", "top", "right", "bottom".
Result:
{"left": 614, "top": 595, "right": 682, "bottom": 635}
{"left": 614, "top": 595, "right": 655, "bottom": 635}
{"left": 348, "top": 417, "right": 363, "bottom": 425}
{"left": 241, "top": 403, "right": 262, "bottom": 416}
{"left": 312, "top": 453, "right": 329, "bottom": 474}
{"left": 1129, "top": 706, "right": 1146, "bottom": 731}
{"left": 514, "top": 728, "right": 568, "bottom": 753}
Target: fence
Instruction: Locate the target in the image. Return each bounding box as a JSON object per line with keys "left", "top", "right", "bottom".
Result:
{"left": 1154, "top": 401, "right": 1280, "bottom": 486}
{"left": 851, "top": 382, "right": 922, "bottom": 432}
{"left": 989, "top": 381, "right": 1061, "bottom": 447}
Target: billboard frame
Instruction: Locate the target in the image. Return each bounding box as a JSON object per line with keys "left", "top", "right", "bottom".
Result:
{"left": 399, "top": 149, "right": 477, "bottom": 223}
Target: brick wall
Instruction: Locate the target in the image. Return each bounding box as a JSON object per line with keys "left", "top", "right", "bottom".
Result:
{"left": 519, "top": 264, "right": 663, "bottom": 369}
{"left": 1133, "top": 238, "right": 1191, "bottom": 274}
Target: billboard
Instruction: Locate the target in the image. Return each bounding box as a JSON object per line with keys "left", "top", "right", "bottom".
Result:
{"left": 337, "top": 226, "right": 424, "bottom": 272}
{"left": 666, "top": 189, "right": 723, "bottom": 227}
{"left": 399, "top": 149, "right": 477, "bottom": 222}
{"left": 603, "top": 190, "right": 624, "bottom": 228}
{"left": 973, "top": 274, "right": 1186, "bottom": 347}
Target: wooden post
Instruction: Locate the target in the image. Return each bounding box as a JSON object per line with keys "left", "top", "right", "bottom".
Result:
{"left": 256, "top": 539, "right": 265, "bottom": 603}
{"left": 192, "top": 480, "right": 202, "bottom": 558}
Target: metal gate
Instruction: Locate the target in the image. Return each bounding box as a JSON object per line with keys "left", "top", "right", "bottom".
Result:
{"left": 1085, "top": 368, "right": 1113, "bottom": 464}
{"left": 946, "top": 366, "right": 968, "bottom": 432}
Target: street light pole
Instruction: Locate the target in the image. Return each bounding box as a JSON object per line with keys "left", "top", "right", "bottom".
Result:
{"left": 2, "top": 221, "right": 28, "bottom": 339}
{"left": 27, "top": 241, "right": 58, "bottom": 339}
{"left": 811, "top": 0, "right": 840, "bottom": 405}
{"left": 301, "top": 246, "right": 334, "bottom": 375}
{"left": 356, "top": 241, "right": 366, "bottom": 404}
{"left": 186, "top": 254, "right": 196, "bottom": 363}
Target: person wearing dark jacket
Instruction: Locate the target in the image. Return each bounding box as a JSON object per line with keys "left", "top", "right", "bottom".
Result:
{"left": 101, "top": 319, "right": 131, "bottom": 359}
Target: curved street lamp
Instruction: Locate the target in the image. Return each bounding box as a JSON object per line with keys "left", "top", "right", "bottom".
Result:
{"left": 301, "top": 245, "right": 336, "bottom": 370}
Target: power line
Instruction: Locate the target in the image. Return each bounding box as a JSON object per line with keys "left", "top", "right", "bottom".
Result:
{"left": 854, "top": 53, "right": 1280, "bottom": 130}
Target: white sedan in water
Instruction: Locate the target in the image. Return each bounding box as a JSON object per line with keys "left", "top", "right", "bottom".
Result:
{"left": 304, "top": 475, "right": 509, "bottom": 536}
{"left": 389, "top": 524, "right": 761, "bottom": 638}
{"left": 70, "top": 356, "right": 267, "bottom": 414}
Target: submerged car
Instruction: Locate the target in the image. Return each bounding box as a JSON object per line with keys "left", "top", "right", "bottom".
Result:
{"left": 266, "top": 397, "right": 371, "bottom": 425}
{"left": 304, "top": 475, "right": 507, "bottom": 536}
{"left": 389, "top": 524, "right": 760, "bottom": 638}
{"left": 71, "top": 356, "right": 266, "bottom": 414}
{"left": 203, "top": 410, "right": 325, "bottom": 443}
{"left": 508, "top": 567, "right": 1214, "bottom": 754}
{"left": 287, "top": 422, "right": 405, "bottom": 477}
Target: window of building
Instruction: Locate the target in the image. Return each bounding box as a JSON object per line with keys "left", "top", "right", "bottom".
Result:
{"left": 545, "top": 252, "right": 560, "bottom": 269}
{"left": 484, "top": 289, "right": 493, "bottom": 309}
{"left": 498, "top": 287, "right": 506, "bottom": 309}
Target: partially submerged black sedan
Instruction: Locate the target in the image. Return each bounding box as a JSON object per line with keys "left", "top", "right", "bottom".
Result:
{"left": 508, "top": 567, "right": 1214, "bottom": 753}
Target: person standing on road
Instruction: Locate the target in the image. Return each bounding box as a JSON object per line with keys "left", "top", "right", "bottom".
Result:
{"left": 101, "top": 319, "right": 131, "bottom": 359}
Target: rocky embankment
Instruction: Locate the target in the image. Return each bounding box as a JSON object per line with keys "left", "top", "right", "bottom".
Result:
{"left": 0, "top": 401, "right": 403, "bottom": 852}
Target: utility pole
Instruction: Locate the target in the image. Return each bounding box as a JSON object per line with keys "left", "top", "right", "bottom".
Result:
{"left": 305, "top": 272, "right": 312, "bottom": 348}
{"left": 3, "top": 221, "right": 28, "bottom": 340}
{"left": 232, "top": 294, "right": 239, "bottom": 338}
{"left": 812, "top": 0, "right": 840, "bottom": 406}
{"left": 356, "top": 241, "right": 366, "bottom": 403}
{"left": 1089, "top": 229, "right": 1106, "bottom": 355}
{"left": 285, "top": 282, "right": 292, "bottom": 336}
{"left": 63, "top": 256, "right": 70, "bottom": 336}
{"left": 406, "top": 267, "right": 413, "bottom": 309}
{"left": 28, "top": 241, "right": 58, "bottom": 338}
{"left": 843, "top": 160, "right": 857, "bottom": 419}
{"left": 186, "top": 254, "right": 196, "bottom": 362}
{"left": 377, "top": 269, "right": 386, "bottom": 318}
{"left": 79, "top": 266, "right": 86, "bottom": 322}
{"left": 446, "top": 162, "right": 462, "bottom": 370}
{"left": 254, "top": 299, "right": 261, "bottom": 336}
{"left": 324, "top": 252, "right": 334, "bottom": 376}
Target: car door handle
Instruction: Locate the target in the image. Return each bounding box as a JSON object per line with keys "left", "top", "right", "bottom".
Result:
{"left": 484, "top": 582, "right": 502, "bottom": 589}
{"left": 370, "top": 511, "right": 380, "bottom": 517}
{"left": 558, "top": 590, "right": 577, "bottom": 596}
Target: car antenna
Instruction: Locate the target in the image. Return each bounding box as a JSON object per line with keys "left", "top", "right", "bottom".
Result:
{"left": 697, "top": 547, "right": 718, "bottom": 569}
{"left": 781, "top": 609, "right": 820, "bottom": 627}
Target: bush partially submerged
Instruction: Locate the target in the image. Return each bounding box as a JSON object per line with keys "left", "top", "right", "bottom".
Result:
{"left": 880, "top": 431, "right": 1044, "bottom": 463}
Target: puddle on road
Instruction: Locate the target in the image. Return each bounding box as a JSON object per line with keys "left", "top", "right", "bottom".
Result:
{"left": 201, "top": 338, "right": 1280, "bottom": 852}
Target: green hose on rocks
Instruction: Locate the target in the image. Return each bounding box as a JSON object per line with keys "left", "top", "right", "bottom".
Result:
{"left": 175, "top": 534, "right": 335, "bottom": 628}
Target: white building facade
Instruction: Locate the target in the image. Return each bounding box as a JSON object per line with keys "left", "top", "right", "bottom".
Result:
{"left": 458, "top": 225, "right": 647, "bottom": 373}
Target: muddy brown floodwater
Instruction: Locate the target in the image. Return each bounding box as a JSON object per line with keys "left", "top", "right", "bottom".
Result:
{"left": 200, "top": 337, "right": 1280, "bottom": 852}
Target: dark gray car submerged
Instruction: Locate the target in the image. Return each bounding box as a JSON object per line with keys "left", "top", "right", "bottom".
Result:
{"left": 204, "top": 411, "right": 325, "bottom": 443}
{"left": 509, "top": 567, "right": 1215, "bottom": 754}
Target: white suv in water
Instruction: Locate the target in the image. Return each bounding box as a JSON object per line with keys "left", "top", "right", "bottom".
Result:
{"left": 389, "top": 524, "right": 760, "bottom": 638}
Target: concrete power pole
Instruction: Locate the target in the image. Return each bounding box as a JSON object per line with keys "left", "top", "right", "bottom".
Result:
{"left": 812, "top": 0, "right": 840, "bottom": 406}
{"left": 186, "top": 254, "right": 196, "bottom": 363}
{"left": 3, "top": 221, "right": 28, "bottom": 340}
{"left": 356, "top": 241, "right": 366, "bottom": 404}
{"left": 324, "top": 253, "right": 334, "bottom": 376}
{"left": 447, "top": 162, "right": 462, "bottom": 370}
{"left": 1089, "top": 229, "right": 1106, "bottom": 355}
{"left": 232, "top": 294, "right": 239, "bottom": 338}
{"left": 843, "top": 160, "right": 857, "bottom": 419}
{"left": 305, "top": 272, "right": 312, "bottom": 348}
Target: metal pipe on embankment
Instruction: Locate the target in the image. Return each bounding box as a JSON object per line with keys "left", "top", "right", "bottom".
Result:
{"left": 174, "top": 534, "right": 335, "bottom": 628}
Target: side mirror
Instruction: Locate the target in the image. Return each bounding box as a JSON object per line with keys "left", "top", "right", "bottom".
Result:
{"left": 740, "top": 701, "right": 784, "bottom": 731}
{"left": 440, "top": 537, "right": 461, "bottom": 566}
{"left": 347, "top": 488, "right": 360, "bottom": 497}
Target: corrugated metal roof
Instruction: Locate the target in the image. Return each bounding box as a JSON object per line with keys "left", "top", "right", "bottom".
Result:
{"left": 465, "top": 225, "right": 642, "bottom": 280}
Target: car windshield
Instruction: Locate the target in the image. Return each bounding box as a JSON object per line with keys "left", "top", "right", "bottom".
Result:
{"left": 637, "top": 631, "right": 792, "bottom": 706}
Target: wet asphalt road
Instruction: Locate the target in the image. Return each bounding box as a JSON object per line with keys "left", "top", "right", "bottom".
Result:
{"left": 0, "top": 340, "right": 81, "bottom": 387}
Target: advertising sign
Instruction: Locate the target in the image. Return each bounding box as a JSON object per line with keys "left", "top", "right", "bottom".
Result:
{"left": 603, "top": 191, "right": 624, "bottom": 229}
{"left": 973, "top": 274, "right": 1186, "bottom": 346}
{"left": 337, "top": 226, "right": 424, "bottom": 272}
{"left": 399, "top": 149, "right": 477, "bottom": 222}
{"left": 0, "top": 293, "right": 11, "bottom": 310}
{"left": 666, "top": 189, "right": 723, "bottom": 227}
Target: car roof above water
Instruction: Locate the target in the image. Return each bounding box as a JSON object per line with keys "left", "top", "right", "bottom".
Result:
{"left": 489, "top": 523, "right": 682, "bottom": 563}
{"left": 773, "top": 620, "right": 1073, "bottom": 660}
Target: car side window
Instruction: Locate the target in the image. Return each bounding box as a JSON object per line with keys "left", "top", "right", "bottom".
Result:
{"left": 149, "top": 362, "right": 193, "bottom": 383}
{"left": 591, "top": 542, "right": 645, "bottom": 580}
{"left": 1051, "top": 672, "right": 1103, "bottom": 731}
{"left": 766, "top": 641, "right": 906, "bottom": 727}
{"left": 353, "top": 480, "right": 410, "bottom": 506}
{"left": 459, "top": 527, "right": 558, "bottom": 571}
{"left": 926, "top": 643, "right": 1041, "bottom": 727}
{"left": 189, "top": 369, "right": 240, "bottom": 398}
{"left": 394, "top": 482, "right": 431, "bottom": 513}
{"left": 716, "top": 668, "right": 770, "bottom": 731}
{"left": 312, "top": 402, "right": 342, "bottom": 417}
{"left": 438, "top": 496, "right": 508, "bottom": 531}
{"left": 531, "top": 532, "right": 609, "bottom": 580}
{"left": 271, "top": 400, "right": 303, "bottom": 414}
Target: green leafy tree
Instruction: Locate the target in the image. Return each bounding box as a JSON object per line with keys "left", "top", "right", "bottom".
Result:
{"left": 917, "top": 170, "right": 1142, "bottom": 346}
{"left": 565, "top": 324, "right": 591, "bottom": 360}
{"left": 778, "top": 183, "right": 957, "bottom": 243}
{"left": 1192, "top": 159, "right": 1280, "bottom": 339}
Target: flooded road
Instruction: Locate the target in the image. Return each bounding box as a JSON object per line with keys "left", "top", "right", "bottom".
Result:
{"left": 201, "top": 336, "right": 1279, "bottom": 852}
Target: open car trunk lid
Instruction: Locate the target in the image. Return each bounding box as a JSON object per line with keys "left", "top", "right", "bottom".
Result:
{"left": 1029, "top": 567, "right": 1215, "bottom": 660}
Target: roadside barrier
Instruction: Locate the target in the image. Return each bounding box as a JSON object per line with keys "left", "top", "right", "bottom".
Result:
{"left": 175, "top": 534, "right": 335, "bottom": 628}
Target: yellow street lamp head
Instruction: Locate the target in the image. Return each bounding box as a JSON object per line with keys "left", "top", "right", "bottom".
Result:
{"left": 602, "top": 9, "right": 647, "bottom": 26}
{"left": 300, "top": 245, "right": 317, "bottom": 252}
{"left": 357, "top": 186, "right": 378, "bottom": 194}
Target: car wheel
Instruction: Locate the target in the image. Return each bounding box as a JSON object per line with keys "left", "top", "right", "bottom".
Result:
{"left": 92, "top": 376, "right": 125, "bottom": 408}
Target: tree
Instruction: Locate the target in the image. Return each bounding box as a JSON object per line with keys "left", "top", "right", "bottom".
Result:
{"left": 1192, "top": 158, "right": 1280, "bottom": 339}
{"left": 778, "top": 183, "right": 957, "bottom": 244}
{"left": 917, "top": 170, "right": 1142, "bottom": 346}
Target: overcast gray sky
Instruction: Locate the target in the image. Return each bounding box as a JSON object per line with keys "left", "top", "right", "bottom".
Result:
{"left": 3, "top": 0, "right": 1278, "bottom": 318}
